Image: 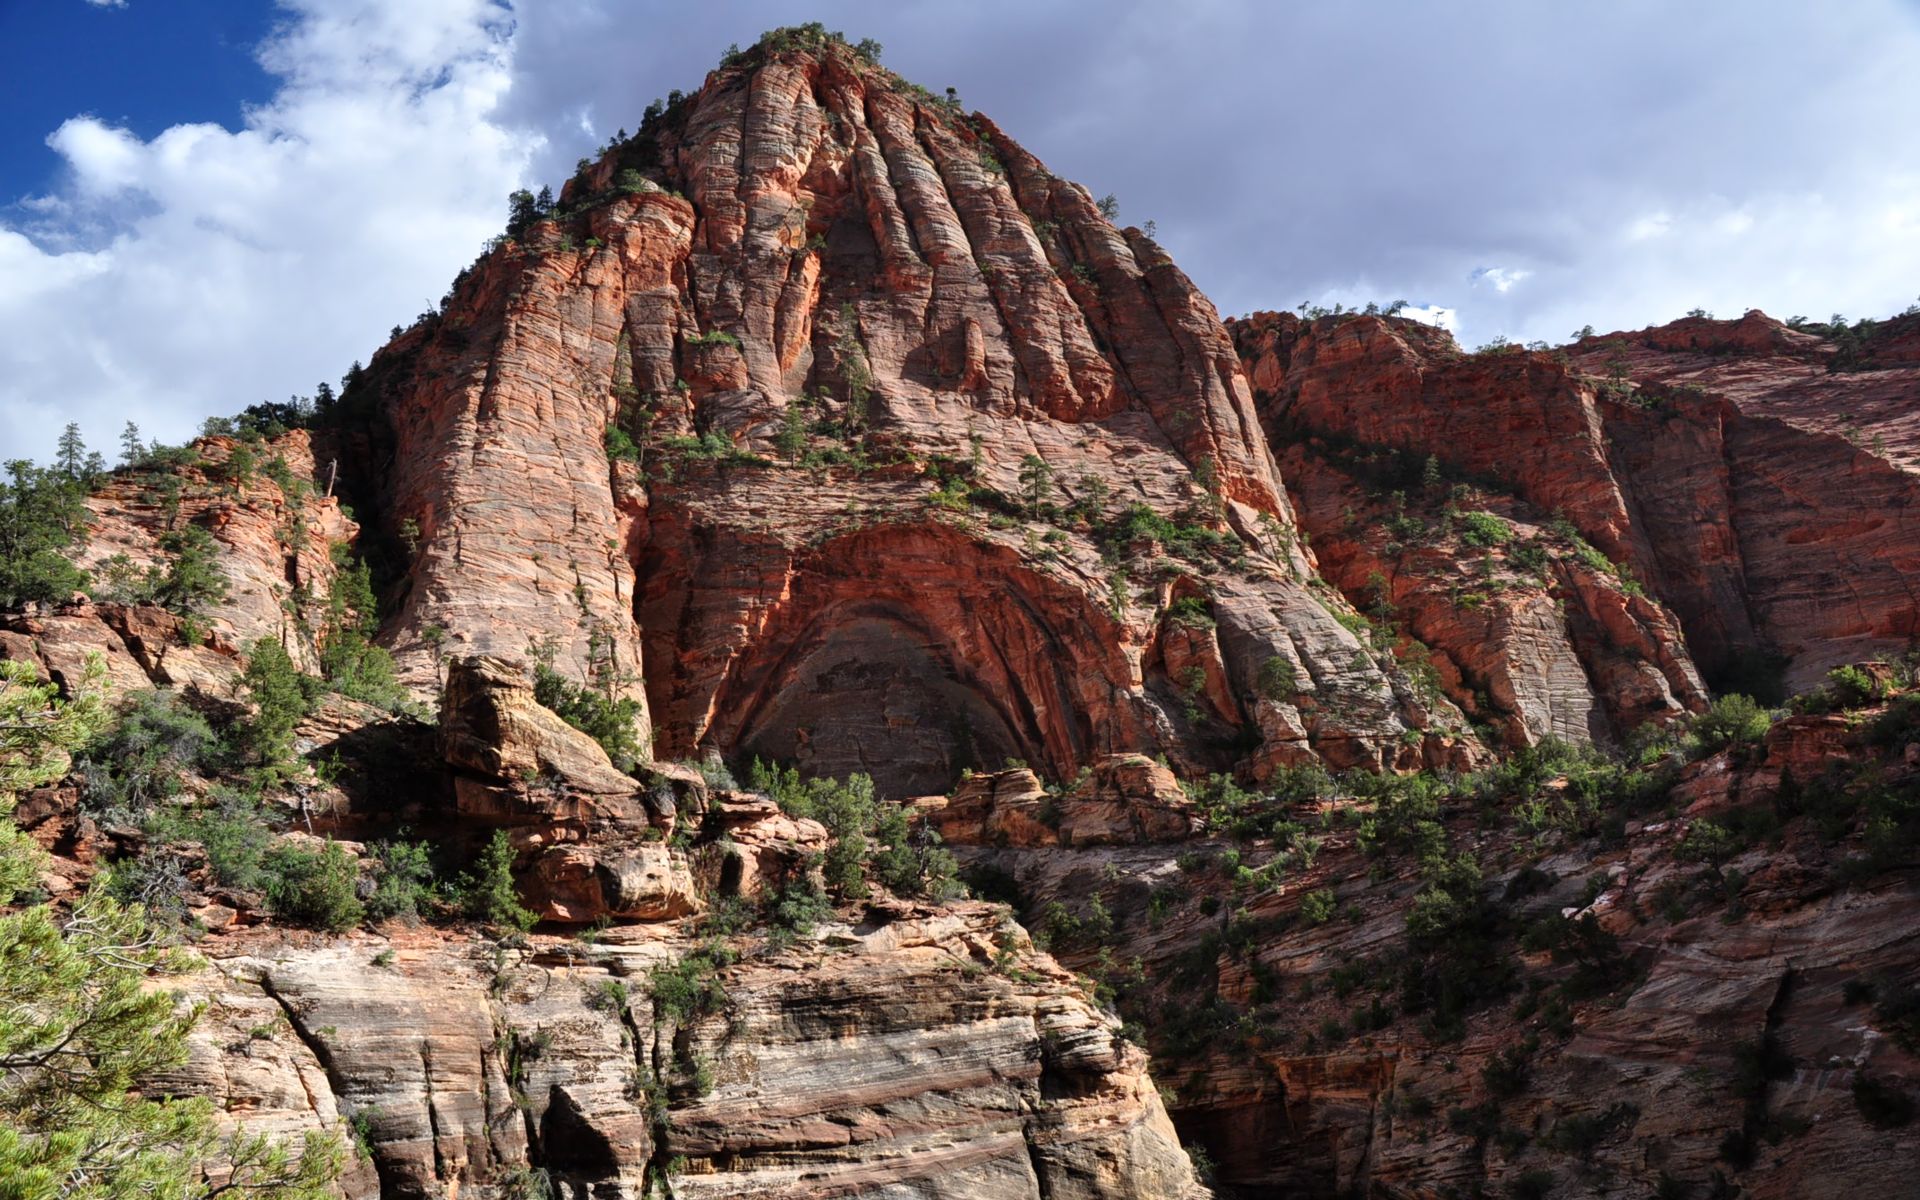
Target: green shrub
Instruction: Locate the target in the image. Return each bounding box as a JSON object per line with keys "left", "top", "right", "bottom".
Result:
{"left": 1256, "top": 655, "right": 1298, "bottom": 701}
{"left": 460, "top": 830, "right": 536, "bottom": 931}
{"left": 239, "top": 637, "right": 316, "bottom": 774}
{"left": 532, "top": 661, "right": 644, "bottom": 772}
{"left": 1098, "top": 503, "right": 1231, "bottom": 563}
{"left": 749, "top": 762, "right": 880, "bottom": 897}
{"left": 867, "top": 803, "right": 960, "bottom": 900}
{"left": 585, "top": 978, "right": 630, "bottom": 1014}
{"left": 365, "top": 839, "right": 435, "bottom": 922}
{"left": 1825, "top": 665, "right": 1888, "bottom": 709}
{"left": 1853, "top": 1073, "right": 1915, "bottom": 1128}
{"left": 1677, "top": 819, "right": 1741, "bottom": 867}
{"left": 1519, "top": 912, "right": 1631, "bottom": 998}
{"left": 104, "top": 848, "right": 194, "bottom": 926}
{"left": 1691, "top": 694, "right": 1772, "bottom": 756}
{"left": 604, "top": 426, "right": 641, "bottom": 462}
{"left": 1459, "top": 511, "right": 1513, "bottom": 548}
{"left": 1481, "top": 1043, "right": 1533, "bottom": 1098}
{"left": 264, "top": 840, "right": 365, "bottom": 932}
{"left": 151, "top": 525, "right": 230, "bottom": 621}
{"left": 649, "top": 944, "right": 735, "bottom": 1024}
{"left": 767, "top": 865, "right": 832, "bottom": 937}
{"left": 184, "top": 788, "right": 272, "bottom": 890}
{"left": 318, "top": 557, "right": 408, "bottom": 711}
{"left": 1164, "top": 595, "right": 1215, "bottom": 630}
{"left": 1400, "top": 851, "right": 1513, "bottom": 1035}
{"left": 78, "top": 690, "right": 221, "bottom": 819}
{"left": 773, "top": 399, "right": 809, "bottom": 462}
{"left": 1039, "top": 895, "right": 1113, "bottom": 952}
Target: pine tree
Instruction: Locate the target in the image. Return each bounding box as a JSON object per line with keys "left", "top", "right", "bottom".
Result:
{"left": 461, "top": 831, "right": 536, "bottom": 931}
{"left": 0, "top": 657, "right": 343, "bottom": 1195}
{"left": 0, "top": 460, "right": 90, "bottom": 610}
{"left": 152, "top": 525, "right": 229, "bottom": 621}
{"left": 1018, "top": 454, "right": 1054, "bottom": 512}
{"left": 774, "top": 397, "right": 809, "bottom": 462}
{"left": 239, "top": 636, "right": 310, "bottom": 773}
{"left": 505, "top": 189, "right": 540, "bottom": 239}
{"left": 118, "top": 422, "right": 145, "bottom": 468}
{"left": 835, "top": 304, "right": 871, "bottom": 437}
{"left": 55, "top": 424, "right": 88, "bottom": 480}
{"left": 317, "top": 558, "right": 405, "bottom": 710}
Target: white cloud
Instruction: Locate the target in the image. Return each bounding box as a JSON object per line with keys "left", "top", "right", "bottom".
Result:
{"left": 0, "top": 0, "right": 535, "bottom": 460}
{"left": 1396, "top": 304, "right": 1458, "bottom": 334}
{"left": 83, "top": 0, "right": 128, "bottom": 8}
{"left": 1471, "top": 266, "right": 1530, "bottom": 294}
{"left": 45, "top": 118, "right": 143, "bottom": 195}
{"left": 1626, "top": 212, "right": 1674, "bottom": 241}
{"left": 8, "top": 1, "right": 1920, "bottom": 459}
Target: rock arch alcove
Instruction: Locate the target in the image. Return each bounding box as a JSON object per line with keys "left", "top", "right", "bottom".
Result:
{"left": 638, "top": 512, "right": 1163, "bottom": 794}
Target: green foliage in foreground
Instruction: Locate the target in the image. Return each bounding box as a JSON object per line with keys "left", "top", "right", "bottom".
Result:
{"left": 529, "top": 639, "right": 644, "bottom": 772}
{"left": 0, "top": 459, "right": 90, "bottom": 611}
{"left": 0, "top": 658, "right": 343, "bottom": 1197}
{"left": 748, "top": 761, "right": 961, "bottom": 903}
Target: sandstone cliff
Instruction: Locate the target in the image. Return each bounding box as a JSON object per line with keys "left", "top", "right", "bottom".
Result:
{"left": 1235, "top": 308, "right": 1920, "bottom": 699}
{"left": 170, "top": 903, "right": 1201, "bottom": 1200}
{"left": 5, "top": 25, "right": 1920, "bottom": 1200}
{"left": 335, "top": 37, "right": 1472, "bottom": 791}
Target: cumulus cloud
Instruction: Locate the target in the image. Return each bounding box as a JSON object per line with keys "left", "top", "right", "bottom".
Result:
{"left": 0, "top": 0, "right": 532, "bottom": 459}
{"left": 7, "top": 0, "right": 1920, "bottom": 458}
{"left": 1472, "top": 267, "right": 1530, "bottom": 294}
{"left": 490, "top": 0, "right": 1920, "bottom": 352}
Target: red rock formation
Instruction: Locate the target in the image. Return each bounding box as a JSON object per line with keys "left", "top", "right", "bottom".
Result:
{"left": 343, "top": 40, "right": 1462, "bottom": 790}
{"left": 0, "top": 432, "right": 356, "bottom": 700}
{"left": 1273, "top": 437, "right": 1706, "bottom": 746}
{"left": 178, "top": 905, "right": 1203, "bottom": 1200}
{"left": 947, "top": 689, "right": 1920, "bottom": 1198}
{"left": 1236, "top": 308, "right": 1920, "bottom": 696}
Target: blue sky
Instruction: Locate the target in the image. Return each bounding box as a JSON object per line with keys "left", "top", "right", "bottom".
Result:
{"left": 0, "top": 1, "right": 276, "bottom": 199}
{"left": 4, "top": 0, "right": 1920, "bottom": 461}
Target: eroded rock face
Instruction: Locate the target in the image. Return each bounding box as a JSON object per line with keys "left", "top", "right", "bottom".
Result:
{"left": 342, "top": 41, "right": 1464, "bottom": 792}
{"left": 932, "top": 757, "right": 1197, "bottom": 849}
{"left": 1236, "top": 308, "right": 1920, "bottom": 694}
{"left": 438, "top": 656, "right": 700, "bottom": 923}
{"left": 944, "top": 710, "right": 1920, "bottom": 1199}
{"left": 1272, "top": 436, "right": 1707, "bottom": 747}
{"left": 1, "top": 432, "right": 356, "bottom": 699}
{"left": 81, "top": 433, "right": 357, "bottom": 674}
{"left": 176, "top": 907, "right": 1204, "bottom": 1200}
